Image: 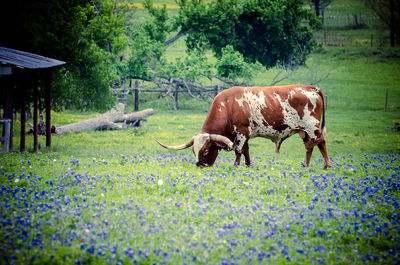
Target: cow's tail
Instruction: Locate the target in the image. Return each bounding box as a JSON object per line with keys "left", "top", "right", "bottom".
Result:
{"left": 318, "top": 87, "right": 326, "bottom": 139}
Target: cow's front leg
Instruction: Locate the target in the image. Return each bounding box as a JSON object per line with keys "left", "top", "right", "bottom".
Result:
{"left": 234, "top": 151, "right": 242, "bottom": 166}
{"left": 234, "top": 142, "right": 250, "bottom": 166}
{"left": 233, "top": 131, "right": 249, "bottom": 166}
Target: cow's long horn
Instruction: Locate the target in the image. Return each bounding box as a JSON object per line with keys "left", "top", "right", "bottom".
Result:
{"left": 155, "top": 138, "right": 194, "bottom": 150}
{"left": 209, "top": 134, "right": 234, "bottom": 150}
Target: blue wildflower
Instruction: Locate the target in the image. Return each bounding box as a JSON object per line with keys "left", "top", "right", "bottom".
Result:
{"left": 87, "top": 245, "right": 95, "bottom": 254}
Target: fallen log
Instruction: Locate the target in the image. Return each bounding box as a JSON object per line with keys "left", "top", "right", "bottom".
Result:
{"left": 54, "top": 104, "right": 154, "bottom": 135}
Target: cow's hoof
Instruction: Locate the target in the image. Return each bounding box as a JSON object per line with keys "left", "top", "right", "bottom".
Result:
{"left": 323, "top": 164, "right": 331, "bottom": 170}
{"left": 301, "top": 162, "right": 309, "bottom": 167}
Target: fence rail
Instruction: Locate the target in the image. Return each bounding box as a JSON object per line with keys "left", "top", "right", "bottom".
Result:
{"left": 113, "top": 80, "right": 221, "bottom": 111}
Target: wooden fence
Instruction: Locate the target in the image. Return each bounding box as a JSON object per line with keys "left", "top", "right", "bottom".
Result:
{"left": 113, "top": 81, "right": 222, "bottom": 111}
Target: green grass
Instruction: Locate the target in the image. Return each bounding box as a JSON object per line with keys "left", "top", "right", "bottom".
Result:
{"left": 271, "top": 47, "right": 400, "bottom": 111}
{"left": 10, "top": 106, "right": 400, "bottom": 160}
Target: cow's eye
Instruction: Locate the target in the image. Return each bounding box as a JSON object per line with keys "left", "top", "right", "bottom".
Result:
{"left": 203, "top": 150, "right": 209, "bottom": 156}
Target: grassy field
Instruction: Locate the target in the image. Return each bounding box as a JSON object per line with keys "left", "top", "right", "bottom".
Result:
{"left": 1, "top": 126, "right": 399, "bottom": 264}
{"left": 1, "top": 0, "right": 400, "bottom": 264}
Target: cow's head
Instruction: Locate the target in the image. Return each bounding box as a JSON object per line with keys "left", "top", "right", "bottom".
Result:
{"left": 156, "top": 133, "right": 233, "bottom": 167}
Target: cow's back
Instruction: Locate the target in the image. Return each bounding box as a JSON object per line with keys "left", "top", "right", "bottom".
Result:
{"left": 221, "top": 85, "right": 324, "bottom": 140}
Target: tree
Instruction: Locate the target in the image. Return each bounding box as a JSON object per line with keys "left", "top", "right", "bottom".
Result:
{"left": 118, "top": 0, "right": 320, "bottom": 111}
{"left": 216, "top": 45, "right": 258, "bottom": 80}
{"left": 309, "top": 0, "right": 333, "bottom": 25}
{"left": 0, "top": 0, "right": 128, "bottom": 111}
{"left": 174, "top": 0, "right": 319, "bottom": 69}
{"left": 121, "top": 0, "right": 260, "bottom": 108}
{"left": 85, "top": 0, "right": 129, "bottom": 55}
{"left": 366, "top": 0, "right": 400, "bottom": 47}
{"left": 143, "top": 0, "right": 171, "bottom": 44}
{"left": 1, "top": 0, "right": 320, "bottom": 113}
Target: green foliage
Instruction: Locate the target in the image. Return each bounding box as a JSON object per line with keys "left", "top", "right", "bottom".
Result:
{"left": 67, "top": 41, "right": 116, "bottom": 110}
{"left": 0, "top": 0, "right": 320, "bottom": 111}
{"left": 2, "top": 0, "right": 397, "bottom": 113}
{"left": 176, "top": 0, "right": 239, "bottom": 53}
{"left": 216, "top": 45, "right": 260, "bottom": 80}
{"left": 143, "top": 0, "right": 171, "bottom": 43}
{"left": 163, "top": 52, "right": 213, "bottom": 82}
{"left": 123, "top": 0, "right": 270, "bottom": 85}
{"left": 85, "top": 0, "right": 129, "bottom": 56}
{"left": 0, "top": 0, "right": 127, "bottom": 111}
{"left": 126, "top": 27, "right": 166, "bottom": 79}
{"left": 175, "top": 0, "right": 319, "bottom": 69}
{"left": 119, "top": 0, "right": 172, "bottom": 81}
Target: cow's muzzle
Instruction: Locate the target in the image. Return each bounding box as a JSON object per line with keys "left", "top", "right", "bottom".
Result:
{"left": 196, "top": 162, "right": 209, "bottom": 168}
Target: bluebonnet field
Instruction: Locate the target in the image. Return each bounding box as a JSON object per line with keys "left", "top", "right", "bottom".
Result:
{"left": 0, "top": 151, "right": 399, "bottom": 264}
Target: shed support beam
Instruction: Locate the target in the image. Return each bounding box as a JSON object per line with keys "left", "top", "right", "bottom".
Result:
{"left": 33, "top": 85, "right": 38, "bottom": 152}
{"left": 4, "top": 83, "right": 13, "bottom": 151}
{"left": 45, "top": 71, "right": 51, "bottom": 147}
{"left": 20, "top": 98, "right": 26, "bottom": 152}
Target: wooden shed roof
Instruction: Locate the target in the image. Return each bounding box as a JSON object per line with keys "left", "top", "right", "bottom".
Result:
{"left": 0, "top": 46, "right": 65, "bottom": 71}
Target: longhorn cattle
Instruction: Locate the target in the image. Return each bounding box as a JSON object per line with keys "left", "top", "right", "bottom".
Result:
{"left": 156, "top": 85, "right": 331, "bottom": 169}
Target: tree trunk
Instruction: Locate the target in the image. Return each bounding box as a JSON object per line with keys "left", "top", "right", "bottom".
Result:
{"left": 54, "top": 104, "right": 154, "bottom": 135}
{"left": 390, "top": 0, "right": 395, "bottom": 47}
{"left": 313, "top": 0, "right": 321, "bottom": 16}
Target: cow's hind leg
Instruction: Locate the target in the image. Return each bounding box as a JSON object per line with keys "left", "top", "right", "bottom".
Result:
{"left": 299, "top": 131, "right": 315, "bottom": 167}
{"left": 300, "top": 130, "right": 331, "bottom": 169}
{"left": 305, "top": 146, "right": 314, "bottom": 167}
{"left": 318, "top": 138, "right": 331, "bottom": 169}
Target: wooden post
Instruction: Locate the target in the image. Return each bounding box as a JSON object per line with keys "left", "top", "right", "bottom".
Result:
{"left": 5, "top": 120, "right": 11, "bottom": 152}
{"left": 134, "top": 81, "right": 139, "bottom": 111}
{"left": 325, "top": 95, "right": 328, "bottom": 111}
{"left": 214, "top": 85, "right": 219, "bottom": 98}
{"left": 174, "top": 85, "right": 179, "bottom": 110}
{"left": 45, "top": 71, "right": 51, "bottom": 148}
{"left": 5, "top": 84, "right": 13, "bottom": 151}
{"left": 20, "top": 100, "right": 26, "bottom": 152}
{"left": 385, "top": 88, "right": 388, "bottom": 112}
{"left": 33, "top": 84, "right": 38, "bottom": 152}
{"left": 353, "top": 14, "right": 359, "bottom": 28}
{"left": 20, "top": 70, "right": 32, "bottom": 152}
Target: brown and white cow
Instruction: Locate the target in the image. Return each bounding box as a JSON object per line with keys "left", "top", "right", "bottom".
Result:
{"left": 156, "top": 85, "right": 331, "bottom": 168}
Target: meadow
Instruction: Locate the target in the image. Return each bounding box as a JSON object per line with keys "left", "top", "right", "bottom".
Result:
{"left": 1, "top": 0, "right": 400, "bottom": 264}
